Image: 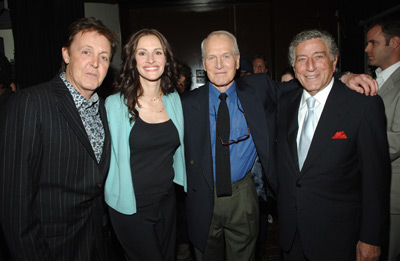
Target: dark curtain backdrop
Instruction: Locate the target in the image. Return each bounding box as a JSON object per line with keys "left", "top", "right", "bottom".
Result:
{"left": 9, "top": 0, "right": 84, "bottom": 89}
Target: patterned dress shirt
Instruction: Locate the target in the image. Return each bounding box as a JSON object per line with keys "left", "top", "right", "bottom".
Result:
{"left": 60, "top": 73, "right": 104, "bottom": 163}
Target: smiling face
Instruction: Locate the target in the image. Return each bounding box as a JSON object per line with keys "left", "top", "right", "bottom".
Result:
{"left": 203, "top": 34, "right": 240, "bottom": 92}
{"left": 293, "top": 38, "right": 337, "bottom": 96}
{"left": 135, "top": 34, "right": 166, "bottom": 85}
{"left": 62, "top": 31, "right": 111, "bottom": 100}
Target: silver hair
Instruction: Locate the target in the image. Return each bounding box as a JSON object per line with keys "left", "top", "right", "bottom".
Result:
{"left": 288, "top": 29, "right": 339, "bottom": 66}
{"left": 201, "top": 30, "right": 240, "bottom": 60}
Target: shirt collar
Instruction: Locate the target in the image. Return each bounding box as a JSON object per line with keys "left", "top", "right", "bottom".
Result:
{"left": 59, "top": 72, "right": 99, "bottom": 110}
{"left": 377, "top": 61, "right": 400, "bottom": 84}
{"left": 209, "top": 81, "right": 237, "bottom": 107}
{"left": 300, "top": 77, "right": 334, "bottom": 108}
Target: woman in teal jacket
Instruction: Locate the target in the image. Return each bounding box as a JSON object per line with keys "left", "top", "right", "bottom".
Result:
{"left": 105, "top": 29, "right": 186, "bottom": 261}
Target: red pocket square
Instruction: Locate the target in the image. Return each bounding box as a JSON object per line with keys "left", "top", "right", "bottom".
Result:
{"left": 332, "top": 131, "right": 347, "bottom": 139}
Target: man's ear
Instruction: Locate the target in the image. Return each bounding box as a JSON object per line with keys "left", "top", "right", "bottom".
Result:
{"left": 62, "top": 47, "right": 70, "bottom": 64}
{"left": 332, "top": 55, "right": 338, "bottom": 71}
{"left": 390, "top": 36, "right": 400, "bottom": 49}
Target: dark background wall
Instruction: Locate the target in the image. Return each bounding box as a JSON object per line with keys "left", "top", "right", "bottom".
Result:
{"left": 4, "top": 0, "right": 400, "bottom": 88}
{"left": 117, "top": 0, "right": 400, "bottom": 84}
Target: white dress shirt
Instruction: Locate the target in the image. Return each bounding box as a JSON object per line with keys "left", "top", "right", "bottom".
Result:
{"left": 297, "top": 78, "right": 334, "bottom": 148}
{"left": 375, "top": 61, "right": 400, "bottom": 88}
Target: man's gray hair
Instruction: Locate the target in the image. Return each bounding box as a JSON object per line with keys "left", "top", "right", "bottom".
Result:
{"left": 288, "top": 29, "right": 339, "bottom": 66}
{"left": 201, "top": 30, "right": 240, "bottom": 60}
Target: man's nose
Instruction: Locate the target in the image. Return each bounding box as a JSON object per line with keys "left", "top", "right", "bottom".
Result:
{"left": 91, "top": 56, "right": 99, "bottom": 68}
{"left": 306, "top": 59, "right": 315, "bottom": 71}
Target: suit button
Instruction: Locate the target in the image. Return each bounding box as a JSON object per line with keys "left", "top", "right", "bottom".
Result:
{"left": 294, "top": 206, "right": 297, "bottom": 210}
{"left": 97, "top": 183, "right": 102, "bottom": 188}
{"left": 192, "top": 188, "right": 197, "bottom": 192}
{"left": 296, "top": 183, "right": 301, "bottom": 188}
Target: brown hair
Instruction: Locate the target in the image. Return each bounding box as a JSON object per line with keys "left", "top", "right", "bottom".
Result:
{"left": 60, "top": 17, "right": 119, "bottom": 72}
{"left": 116, "top": 29, "right": 178, "bottom": 122}
{"left": 369, "top": 16, "right": 400, "bottom": 46}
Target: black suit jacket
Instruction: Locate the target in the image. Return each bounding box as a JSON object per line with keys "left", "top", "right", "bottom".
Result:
{"left": 0, "top": 76, "right": 111, "bottom": 260}
{"left": 181, "top": 74, "right": 294, "bottom": 251}
{"left": 276, "top": 80, "right": 391, "bottom": 260}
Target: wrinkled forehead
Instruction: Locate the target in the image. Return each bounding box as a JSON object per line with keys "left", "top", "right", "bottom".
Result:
{"left": 295, "top": 38, "right": 328, "bottom": 55}
{"left": 205, "top": 34, "right": 235, "bottom": 54}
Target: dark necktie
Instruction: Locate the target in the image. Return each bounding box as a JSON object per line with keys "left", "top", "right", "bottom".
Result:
{"left": 215, "top": 93, "right": 232, "bottom": 197}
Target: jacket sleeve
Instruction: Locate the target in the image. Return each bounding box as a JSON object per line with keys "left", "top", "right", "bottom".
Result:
{"left": 386, "top": 86, "right": 400, "bottom": 162}
{"left": 168, "top": 92, "right": 187, "bottom": 191}
{"left": 0, "top": 91, "right": 51, "bottom": 260}
{"left": 358, "top": 95, "right": 391, "bottom": 246}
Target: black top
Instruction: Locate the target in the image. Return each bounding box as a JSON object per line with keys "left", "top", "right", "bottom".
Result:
{"left": 129, "top": 117, "right": 179, "bottom": 195}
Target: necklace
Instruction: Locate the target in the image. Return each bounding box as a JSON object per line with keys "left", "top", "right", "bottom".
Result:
{"left": 137, "top": 104, "right": 165, "bottom": 113}
{"left": 142, "top": 92, "right": 163, "bottom": 102}
{"left": 137, "top": 99, "right": 165, "bottom": 113}
{"left": 137, "top": 91, "right": 164, "bottom": 113}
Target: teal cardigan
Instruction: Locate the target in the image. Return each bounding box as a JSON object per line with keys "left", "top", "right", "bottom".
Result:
{"left": 105, "top": 91, "right": 187, "bottom": 215}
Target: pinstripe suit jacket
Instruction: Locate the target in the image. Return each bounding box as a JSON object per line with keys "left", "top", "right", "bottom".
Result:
{"left": 0, "top": 76, "right": 111, "bottom": 260}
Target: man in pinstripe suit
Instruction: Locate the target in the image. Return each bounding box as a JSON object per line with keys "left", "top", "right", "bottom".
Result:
{"left": 0, "top": 17, "right": 119, "bottom": 260}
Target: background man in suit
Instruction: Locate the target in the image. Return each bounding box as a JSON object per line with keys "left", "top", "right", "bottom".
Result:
{"left": 365, "top": 16, "right": 400, "bottom": 261}
{"left": 182, "top": 30, "right": 378, "bottom": 261}
{"left": 277, "top": 29, "right": 391, "bottom": 261}
{"left": 0, "top": 17, "right": 119, "bottom": 260}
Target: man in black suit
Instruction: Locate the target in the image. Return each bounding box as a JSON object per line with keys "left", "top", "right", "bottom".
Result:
{"left": 276, "top": 29, "right": 391, "bottom": 261}
{"left": 0, "top": 17, "right": 119, "bottom": 260}
{"left": 181, "top": 30, "right": 379, "bottom": 261}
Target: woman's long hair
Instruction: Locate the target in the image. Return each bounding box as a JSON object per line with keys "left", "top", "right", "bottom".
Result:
{"left": 116, "top": 29, "right": 178, "bottom": 122}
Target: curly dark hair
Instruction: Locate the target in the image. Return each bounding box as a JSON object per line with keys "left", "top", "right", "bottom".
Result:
{"left": 116, "top": 29, "right": 178, "bottom": 122}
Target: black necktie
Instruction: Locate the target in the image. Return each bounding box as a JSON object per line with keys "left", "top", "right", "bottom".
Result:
{"left": 215, "top": 93, "right": 232, "bottom": 197}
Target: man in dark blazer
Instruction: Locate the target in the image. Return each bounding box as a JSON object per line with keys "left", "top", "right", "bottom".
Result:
{"left": 182, "top": 31, "right": 283, "bottom": 261}
{"left": 181, "top": 30, "right": 378, "bottom": 261}
{"left": 277, "top": 29, "right": 391, "bottom": 261}
{"left": 0, "top": 18, "right": 119, "bottom": 260}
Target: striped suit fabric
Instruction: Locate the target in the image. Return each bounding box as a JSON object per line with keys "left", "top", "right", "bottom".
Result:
{"left": 0, "top": 76, "right": 111, "bottom": 260}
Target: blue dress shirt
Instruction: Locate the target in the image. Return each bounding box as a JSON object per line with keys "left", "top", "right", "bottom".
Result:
{"left": 209, "top": 82, "right": 257, "bottom": 183}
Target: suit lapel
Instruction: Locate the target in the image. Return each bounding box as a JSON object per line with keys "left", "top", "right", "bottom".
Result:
{"left": 189, "top": 85, "right": 214, "bottom": 191}
{"left": 51, "top": 77, "right": 97, "bottom": 162}
{"left": 286, "top": 89, "right": 303, "bottom": 170}
{"left": 379, "top": 66, "right": 400, "bottom": 97}
{"left": 99, "top": 97, "right": 111, "bottom": 172}
{"left": 300, "top": 81, "right": 347, "bottom": 174}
